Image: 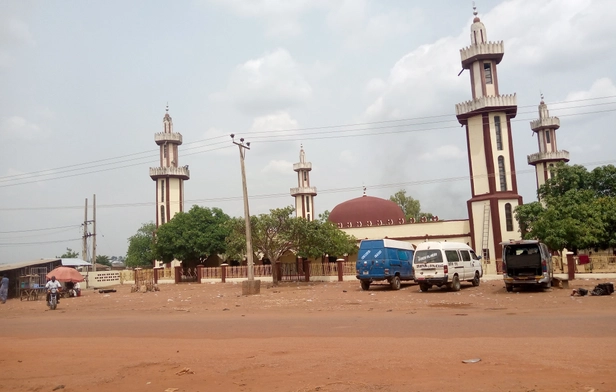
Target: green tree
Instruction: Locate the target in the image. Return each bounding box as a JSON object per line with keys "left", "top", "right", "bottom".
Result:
{"left": 249, "top": 206, "right": 300, "bottom": 284}
{"left": 96, "top": 255, "right": 112, "bottom": 267}
{"left": 515, "top": 163, "right": 616, "bottom": 251}
{"left": 296, "top": 219, "right": 358, "bottom": 260}
{"left": 125, "top": 222, "right": 157, "bottom": 268}
{"left": 57, "top": 248, "right": 79, "bottom": 258}
{"left": 317, "top": 210, "right": 330, "bottom": 222}
{"left": 389, "top": 189, "right": 433, "bottom": 221}
{"left": 154, "top": 206, "right": 231, "bottom": 265}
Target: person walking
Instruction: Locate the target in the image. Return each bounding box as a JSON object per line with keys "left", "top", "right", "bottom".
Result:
{"left": 0, "top": 274, "right": 9, "bottom": 304}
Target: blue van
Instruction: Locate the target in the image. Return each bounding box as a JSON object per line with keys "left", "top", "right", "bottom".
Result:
{"left": 355, "top": 239, "right": 415, "bottom": 290}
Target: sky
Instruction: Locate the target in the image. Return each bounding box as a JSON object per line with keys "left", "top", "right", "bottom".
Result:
{"left": 1, "top": 0, "right": 615, "bottom": 264}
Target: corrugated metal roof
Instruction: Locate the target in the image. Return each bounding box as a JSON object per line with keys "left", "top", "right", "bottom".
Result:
{"left": 61, "top": 258, "right": 92, "bottom": 267}
{"left": 0, "top": 258, "right": 61, "bottom": 272}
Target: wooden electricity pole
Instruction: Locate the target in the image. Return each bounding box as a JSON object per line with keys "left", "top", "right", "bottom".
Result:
{"left": 92, "top": 194, "right": 97, "bottom": 272}
{"left": 82, "top": 198, "right": 88, "bottom": 261}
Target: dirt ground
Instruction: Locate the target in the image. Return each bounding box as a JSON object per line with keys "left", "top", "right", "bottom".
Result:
{"left": 1, "top": 277, "right": 616, "bottom": 392}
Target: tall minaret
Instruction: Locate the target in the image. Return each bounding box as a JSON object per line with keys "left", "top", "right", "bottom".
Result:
{"left": 455, "top": 6, "right": 522, "bottom": 271}
{"left": 528, "top": 97, "right": 569, "bottom": 197}
{"left": 290, "top": 145, "right": 317, "bottom": 221}
{"left": 149, "top": 106, "right": 190, "bottom": 228}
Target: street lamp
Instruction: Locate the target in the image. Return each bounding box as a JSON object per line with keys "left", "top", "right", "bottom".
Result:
{"left": 231, "top": 134, "right": 260, "bottom": 294}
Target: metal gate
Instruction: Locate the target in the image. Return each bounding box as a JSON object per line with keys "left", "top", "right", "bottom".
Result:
{"left": 278, "top": 261, "right": 309, "bottom": 282}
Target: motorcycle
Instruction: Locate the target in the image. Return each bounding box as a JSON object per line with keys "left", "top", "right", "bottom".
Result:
{"left": 47, "top": 288, "right": 59, "bottom": 310}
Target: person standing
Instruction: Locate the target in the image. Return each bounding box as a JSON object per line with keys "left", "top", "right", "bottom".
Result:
{"left": 0, "top": 274, "right": 9, "bottom": 304}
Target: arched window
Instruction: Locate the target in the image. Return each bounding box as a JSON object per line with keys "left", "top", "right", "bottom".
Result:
{"left": 160, "top": 206, "right": 166, "bottom": 225}
{"left": 498, "top": 156, "right": 507, "bottom": 191}
{"left": 494, "top": 116, "right": 502, "bottom": 150}
{"left": 505, "top": 203, "right": 513, "bottom": 232}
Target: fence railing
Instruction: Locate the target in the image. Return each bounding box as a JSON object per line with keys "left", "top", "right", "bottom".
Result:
{"left": 553, "top": 256, "right": 616, "bottom": 273}
{"left": 121, "top": 261, "right": 358, "bottom": 284}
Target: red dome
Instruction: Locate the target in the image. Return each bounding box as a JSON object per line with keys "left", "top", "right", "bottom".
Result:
{"left": 329, "top": 195, "right": 406, "bottom": 227}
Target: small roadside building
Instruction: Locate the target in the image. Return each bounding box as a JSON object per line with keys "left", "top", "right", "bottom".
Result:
{"left": 0, "top": 259, "right": 63, "bottom": 300}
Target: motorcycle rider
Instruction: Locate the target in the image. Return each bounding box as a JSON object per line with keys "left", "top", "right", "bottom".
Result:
{"left": 45, "top": 276, "right": 62, "bottom": 305}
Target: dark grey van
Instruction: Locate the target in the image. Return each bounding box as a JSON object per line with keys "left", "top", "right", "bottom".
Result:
{"left": 501, "top": 240, "right": 553, "bottom": 292}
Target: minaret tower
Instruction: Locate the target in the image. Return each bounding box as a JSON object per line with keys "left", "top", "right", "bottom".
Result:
{"left": 290, "top": 145, "right": 317, "bottom": 221}
{"left": 149, "top": 106, "right": 190, "bottom": 228}
{"left": 455, "top": 6, "right": 522, "bottom": 271}
{"left": 528, "top": 96, "right": 569, "bottom": 197}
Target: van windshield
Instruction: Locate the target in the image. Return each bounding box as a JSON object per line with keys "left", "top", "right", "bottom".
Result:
{"left": 414, "top": 250, "right": 443, "bottom": 263}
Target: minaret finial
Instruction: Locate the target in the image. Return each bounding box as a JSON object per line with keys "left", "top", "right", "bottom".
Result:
{"left": 363, "top": 186, "right": 366, "bottom": 196}
{"left": 166, "top": 102, "right": 169, "bottom": 113}
{"left": 473, "top": 2, "right": 478, "bottom": 16}
{"left": 540, "top": 91, "right": 544, "bottom": 103}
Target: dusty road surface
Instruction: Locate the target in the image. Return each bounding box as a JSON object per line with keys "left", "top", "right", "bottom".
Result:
{"left": 2, "top": 278, "right": 616, "bottom": 392}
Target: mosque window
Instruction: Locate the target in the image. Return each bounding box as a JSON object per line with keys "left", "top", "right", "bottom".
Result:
{"left": 160, "top": 206, "right": 166, "bottom": 224}
{"left": 494, "top": 116, "right": 502, "bottom": 150}
{"left": 163, "top": 144, "right": 168, "bottom": 158}
{"left": 505, "top": 203, "right": 513, "bottom": 232}
{"left": 484, "top": 63, "right": 493, "bottom": 84}
{"left": 545, "top": 130, "right": 551, "bottom": 143}
{"left": 498, "top": 156, "right": 507, "bottom": 191}
{"left": 306, "top": 196, "right": 310, "bottom": 212}
{"left": 303, "top": 171, "right": 307, "bottom": 181}
{"left": 161, "top": 180, "right": 165, "bottom": 202}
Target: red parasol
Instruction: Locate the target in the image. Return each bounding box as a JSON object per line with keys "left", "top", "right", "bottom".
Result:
{"left": 46, "top": 266, "right": 85, "bottom": 283}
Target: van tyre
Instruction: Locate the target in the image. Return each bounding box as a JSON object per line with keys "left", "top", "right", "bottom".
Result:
{"left": 360, "top": 280, "right": 371, "bottom": 291}
{"left": 472, "top": 272, "right": 480, "bottom": 287}
{"left": 390, "top": 276, "right": 401, "bottom": 290}
{"left": 448, "top": 275, "right": 461, "bottom": 292}
{"left": 419, "top": 283, "right": 430, "bottom": 292}
{"left": 505, "top": 284, "right": 513, "bottom": 292}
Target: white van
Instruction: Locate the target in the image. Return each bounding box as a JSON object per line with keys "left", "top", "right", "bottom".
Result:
{"left": 413, "top": 242, "right": 483, "bottom": 292}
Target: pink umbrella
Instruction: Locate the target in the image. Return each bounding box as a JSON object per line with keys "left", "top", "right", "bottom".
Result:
{"left": 46, "top": 266, "right": 85, "bottom": 283}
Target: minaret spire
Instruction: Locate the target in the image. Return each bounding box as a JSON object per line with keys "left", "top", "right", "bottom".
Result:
{"left": 150, "top": 106, "right": 190, "bottom": 230}
{"left": 455, "top": 10, "right": 522, "bottom": 274}
{"left": 528, "top": 97, "right": 570, "bottom": 199}
{"left": 290, "top": 145, "right": 317, "bottom": 221}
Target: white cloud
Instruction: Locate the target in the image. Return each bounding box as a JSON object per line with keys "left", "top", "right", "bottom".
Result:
{"left": 205, "top": 0, "right": 327, "bottom": 36}
{"left": 339, "top": 150, "right": 356, "bottom": 165}
{"left": 326, "top": 0, "right": 419, "bottom": 49}
{"left": 0, "top": 116, "right": 49, "bottom": 142}
{"left": 563, "top": 78, "right": 616, "bottom": 102}
{"left": 249, "top": 111, "right": 301, "bottom": 144}
{"left": 0, "top": 16, "right": 35, "bottom": 67}
{"left": 262, "top": 159, "right": 293, "bottom": 174}
{"left": 418, "top": 145, "right": 466, "bottom": 161}
{"left": 214, "top": 49, "right": 312, "bottom": 115}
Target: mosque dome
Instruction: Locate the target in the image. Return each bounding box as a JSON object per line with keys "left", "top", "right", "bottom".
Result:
{"left": 329, "top": 195, "right": 406, "bottom": 227}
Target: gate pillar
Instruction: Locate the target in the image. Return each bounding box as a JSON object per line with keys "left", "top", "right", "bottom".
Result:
{"left": 197, "top": 265, "right": 204, "bottom": 284}
{"left": 174, "top": 266, "right": 182, "bottom": 284}
{"left": 336, "top": 258, "right": 344, "bottom": 282}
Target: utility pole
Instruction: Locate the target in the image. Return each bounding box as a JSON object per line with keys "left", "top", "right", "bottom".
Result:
{"left": 82, "top": 198, "right": 88, "bottom": 261}
{"left": 92, "top": 194, "right": 97, "bottom": 272}
{"left": 231, "top": 134, "right": 260, "bottom": 295}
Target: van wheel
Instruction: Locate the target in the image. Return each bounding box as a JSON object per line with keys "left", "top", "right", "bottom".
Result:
{"left": 419, "top": 283, "right": 430, "bottom": 292}
{"left": 472, "top": 272, "right": 480, "bottom": 287}
{"left": 448, "top": 276, "right": 461, "bottom": 292}
{"left": 360, "top": 280, "right": 371, "bottom": 291}
{"left": 390, "top": 276, "right": 401, "bottom": 290}
{"left": 505, "top": 284, "right": 513, "bottom": 292}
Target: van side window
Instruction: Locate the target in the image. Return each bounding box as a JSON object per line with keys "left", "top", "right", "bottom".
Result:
{"left": 445, "top": 250, "right": 460, "bottom": 262}
{"left": 398, "top": 250, "right": 409, "bottom": 261}
{"left": 460, "top": 250, "right": 471, "bottom": 261}
{"left": 469, "top": 250, "right": 479, "bottom": 260}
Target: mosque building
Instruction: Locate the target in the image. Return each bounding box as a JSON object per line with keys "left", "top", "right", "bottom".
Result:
{"left": 297, "top": 7, "right": 569, "bottom": 274}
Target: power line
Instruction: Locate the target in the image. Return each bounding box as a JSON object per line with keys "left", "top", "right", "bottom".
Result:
{"left": 1, "top": 104, "right": 614, "bottom": 189}
{"left": 1, "top": 95, "right": 614, "bottom": 185}
{"left": 0, "top": 224, "right": 82, "bottom": 234}
{"left": 0, "top": 238, "right": 82, "bottom": 247}
{"left": 1, "top": 158, "right": 614, "bottom": 213}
